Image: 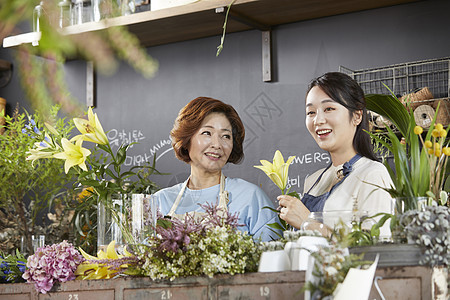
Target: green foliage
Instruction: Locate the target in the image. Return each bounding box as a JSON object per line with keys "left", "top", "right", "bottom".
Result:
{"left": 216, "top": 0, "right": 236, "bottom": 56}
{"left": 365, "top": 86, "right": 447, "bottom": 204}
{"left": 2, "top": 0, "right": 158, "bottom": 118}
{"left": 302, "top": 244, "right": 371, "bottom": 298}
{"left": 0, "top": 249, "right": 27, "bottom": 283}
{"left": 0, "top": 105, "right": 77, "bottom": 253}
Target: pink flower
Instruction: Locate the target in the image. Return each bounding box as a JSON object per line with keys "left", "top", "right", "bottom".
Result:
{"left": 22, "top": 241, "right": 84, "bottom": 294}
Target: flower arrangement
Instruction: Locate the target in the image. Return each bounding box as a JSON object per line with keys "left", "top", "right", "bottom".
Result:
{"left": 0, "top": 250, "right": 26, "bottom": 283}
{"left": 25, "top": 106, "right": 160, "bottom": 248}
{"left": 254, "top": 150, "right": 298, "bottom": 233}
{"left": 413, "top": 123, "right": 449, "bottom": 204}
{"left": 366, "top": 89, "right": 449, "bottom": 209}
{"left": 137, "top": 204, "right": 260, "bottom": 280}
{"left": 302, "top": 244, "right": 370, "bottom": 300}
{"left": 22, "top": 241, "right": 84, "bottom": 294}
{"left": 400, "top": 205, "right": 450, "bottom": 267}
{"left": 75, "top": 241, "right": 138, "bottom": 280}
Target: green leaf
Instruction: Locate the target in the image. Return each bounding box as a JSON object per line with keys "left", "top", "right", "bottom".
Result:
{"left": 365, "top": 91, "right": 410, "bottom": 137}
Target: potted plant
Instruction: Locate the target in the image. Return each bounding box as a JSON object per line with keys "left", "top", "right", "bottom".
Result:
{"left": 347, "top": 87, "right": 449, "bottom": 271}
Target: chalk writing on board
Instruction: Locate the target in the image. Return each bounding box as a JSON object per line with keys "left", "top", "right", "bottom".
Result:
{"left": 292, "top": 152, "right": 330, "bottom": 165}
{"left": 120, "top": 137, "right": 173, "bottom": 167}
{"left": 108, "top": 129, "right": 145, "bottom": 148}
{"left": 286, "top": 174, "right": 305, "bottom": 195}
{"left": 244, "top": 92, "right": 283, "bottom": 132}
{"left": 149, "top": 138, "right": 172, "bottom": 160}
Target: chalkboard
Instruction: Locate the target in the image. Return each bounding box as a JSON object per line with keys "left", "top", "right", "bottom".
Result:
{"left": 89, "top": 50, "right": 330, "bottom": 204}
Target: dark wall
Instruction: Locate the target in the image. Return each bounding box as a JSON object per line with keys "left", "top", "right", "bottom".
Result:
{"left": 1, "top": 0, "right": 449, "bottom": 202}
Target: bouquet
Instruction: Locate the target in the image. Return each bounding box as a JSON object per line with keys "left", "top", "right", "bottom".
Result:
{"left": 137, "top": 204, "right": 260, "bottom": 280}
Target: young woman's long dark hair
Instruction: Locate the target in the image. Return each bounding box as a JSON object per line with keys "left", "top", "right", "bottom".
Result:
{"left": 307, "top": 72, "right": 378, "bottom": 161}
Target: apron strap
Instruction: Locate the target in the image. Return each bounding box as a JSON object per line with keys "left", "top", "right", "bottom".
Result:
{"left": 167, "top": 172, "right": 228, "bottom": 217}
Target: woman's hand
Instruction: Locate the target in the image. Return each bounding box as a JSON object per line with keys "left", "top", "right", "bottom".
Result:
{"left": 277, "top": 195, "right": 310, "bottom": 229}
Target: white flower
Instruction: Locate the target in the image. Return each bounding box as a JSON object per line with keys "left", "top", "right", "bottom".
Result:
{"left": 325, "top": 266, "right": 338, "bottom": 277}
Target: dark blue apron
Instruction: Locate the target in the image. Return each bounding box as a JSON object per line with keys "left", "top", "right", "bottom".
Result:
{"left": 301, "top": 154, "right": 362, "bottom": 212}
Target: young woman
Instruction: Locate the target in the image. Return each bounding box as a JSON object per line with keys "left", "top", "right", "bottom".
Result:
{"left": 278, "top": 72, "right": 392, "bottom": 236}
{"left": 154, "top": 97, "right": 281, "bottom": 241}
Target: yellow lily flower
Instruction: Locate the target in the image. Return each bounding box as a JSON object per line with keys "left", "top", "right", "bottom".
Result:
{"left": 73, "top": 107, "right": 109, "bottom": 145}
{"left": 26, "top": 134, "right": 60, "bottom": 165}
{"left": 254, "top": 150, "right": 295, "bottom": 192}
{"left": 53, "top": 138, "right": 91, "bottom": 173}
{"left": 75, "top": 241, "right": 134, "bottom": 280}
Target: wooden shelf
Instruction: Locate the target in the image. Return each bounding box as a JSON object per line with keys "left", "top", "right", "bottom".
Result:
{"left": 3, "top": 0, "right": 419, "bottom": 49}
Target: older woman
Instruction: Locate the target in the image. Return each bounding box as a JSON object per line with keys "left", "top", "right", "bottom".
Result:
{"left": 278, "top": 72, "right": 393, "bottom": 237}
{"left": 154, "top": 97, "right": 280, "bottom": 241}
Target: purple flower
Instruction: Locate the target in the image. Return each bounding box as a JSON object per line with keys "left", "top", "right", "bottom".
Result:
{"left": 152, "top": 203, "right": 241, "bottom": 254}
{"left": 22, "top": 241, "right": 84, "bottom": 294}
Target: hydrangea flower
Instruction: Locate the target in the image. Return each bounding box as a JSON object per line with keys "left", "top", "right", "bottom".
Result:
{"left": 22, "top": 241, "right": 84, "bottom": 294}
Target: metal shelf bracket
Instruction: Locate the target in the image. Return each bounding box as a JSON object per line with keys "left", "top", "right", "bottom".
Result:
{"left": 216, "top": 7, "right": 272, "bottom": 82}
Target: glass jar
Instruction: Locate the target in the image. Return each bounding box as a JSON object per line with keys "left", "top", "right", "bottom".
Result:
{"left": 33, "top": 2, "right": 44, "bottom": 32}
{"left": 301, "top": 210, "right": 370, "bottom": 236}
{"left": 72, "top": 0, "right": 93, "bottom": 25}
{"left": 58, "top": 0, "right": 72, "bottom": 27}
{"left": 97, "top": 193, "right": 124, "bottom": 253}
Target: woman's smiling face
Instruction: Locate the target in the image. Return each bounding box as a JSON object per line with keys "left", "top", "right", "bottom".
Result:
{"left": 305, "top": 86, "right": 359, "bottom": 157}
{"left": 188, "top": 112, "right": 233, "bottom": 175}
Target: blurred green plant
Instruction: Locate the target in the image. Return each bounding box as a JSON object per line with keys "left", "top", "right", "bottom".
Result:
{"left": 1, "top": 0, "right": 158, "bottom": 119}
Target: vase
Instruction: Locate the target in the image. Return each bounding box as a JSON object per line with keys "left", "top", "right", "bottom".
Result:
{"left": 392, "top": 196, "right": 427, "bottom": 214}
{"left": 301, "top": 210, "right": 371, "bottom": 237}
{"left": 97, "top": 193, "right": 125, "bottom": 253}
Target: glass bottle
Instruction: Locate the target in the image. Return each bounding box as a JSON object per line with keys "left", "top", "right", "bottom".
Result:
{"left": 73, "top": 0, "right": 93, "bottom": 25}
{"left": 33, "top": 2, "right": 43, "bottom": 32}
{"left": 58, "top": 0, "right": 72, "bottom": 28}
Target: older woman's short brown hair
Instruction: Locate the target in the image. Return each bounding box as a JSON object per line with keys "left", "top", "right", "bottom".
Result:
{"left": 171, "top": 97, "right": 245, "bottom": 164}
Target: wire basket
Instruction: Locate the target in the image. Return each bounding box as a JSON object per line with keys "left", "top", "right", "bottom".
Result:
{"left": 340, "top": 57, "right": 450, "bottom": 127}
{"left": 340, "top": 57, "right": 450, "bottom": 98}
